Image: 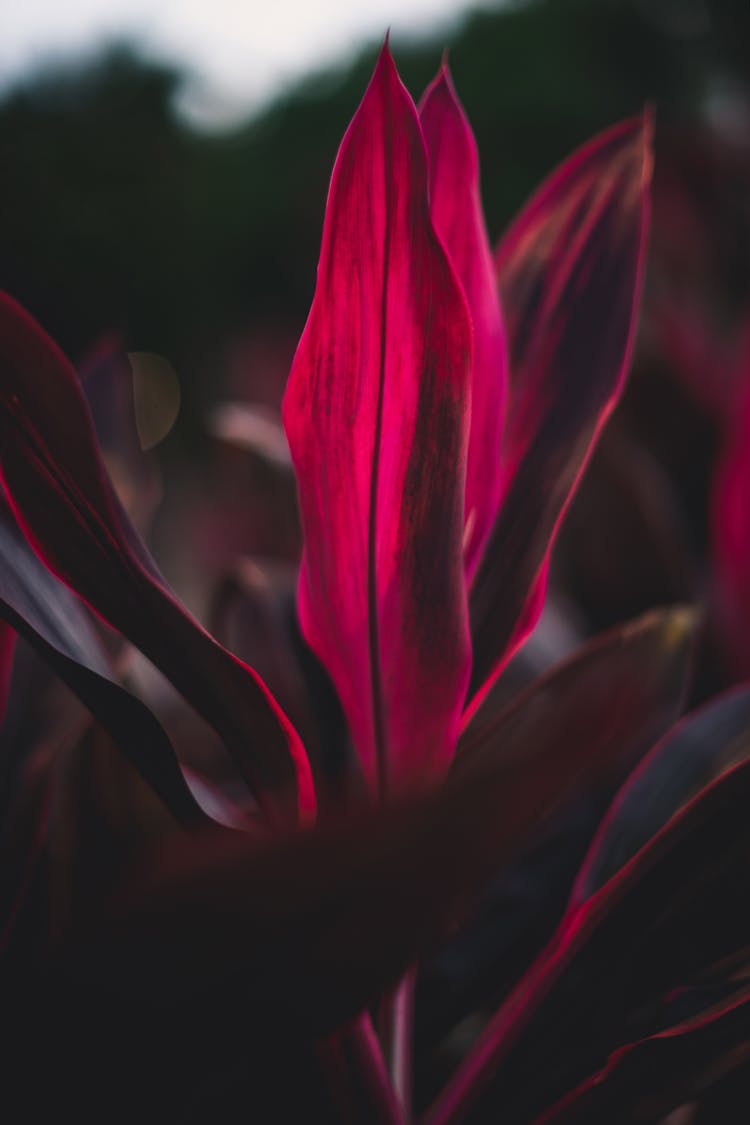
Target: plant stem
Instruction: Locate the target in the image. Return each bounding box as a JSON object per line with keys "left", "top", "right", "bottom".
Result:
{"left": 379, "top": 969, "right": 417, "bottom": 1122}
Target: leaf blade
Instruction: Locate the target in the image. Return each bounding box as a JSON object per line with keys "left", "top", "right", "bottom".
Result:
{"left": 419, "top": 64, "right": 507, "bottom": 581}
{"left": 283, "top": 45, "right": 472, "bottom": 795}
{"left": 0, "top": 293, "right": 314, "bottom": 824}
{"left": 468, "top": 114, "right": 653, "bottom": 711}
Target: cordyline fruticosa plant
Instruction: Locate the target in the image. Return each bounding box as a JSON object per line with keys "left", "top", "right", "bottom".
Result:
{"left": 1, "top": 41, "right": 750, "bottom": 1125}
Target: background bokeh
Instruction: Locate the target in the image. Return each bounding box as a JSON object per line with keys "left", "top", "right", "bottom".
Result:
{"left": 2, "top": 0, "right": 750, "bottom": 681}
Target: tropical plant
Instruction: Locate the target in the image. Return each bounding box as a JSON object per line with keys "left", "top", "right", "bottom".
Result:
{"left": 1, "top": 41, "right": 749, "bottom": 1125}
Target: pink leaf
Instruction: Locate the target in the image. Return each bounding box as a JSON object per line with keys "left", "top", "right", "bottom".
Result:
{"left": 467, "top": 114, "right": 653, "bottom": 716}
{"left": 419, "top": 63, "right": 507, "bottom": 581}
{"left": 283, "top": 45, "right": 473, "bottom": 797}
{"left": 0, "top": 293, "right": 315, "bottom": 827}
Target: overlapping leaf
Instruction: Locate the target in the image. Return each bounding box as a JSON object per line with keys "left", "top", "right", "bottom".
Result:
{"left": 429, "top": 686, "right": 750, "bottom": 1125}
{"left": 283, "top": 45, "right": 472, "bottom": 796}
{"left": 0, "top": 602, "right": 695, "bottom": 1124}
{"left": 571, "top": 685, "right": 750, "bottom": 902}
{"left": 468, "top": 114, "right": 653, "bottom": 712}
{"left": 419, "top": 64, "right": 507, "bottom": 581}
{"left": 713, "top": 363, "right": 750, "bottom": 675}
{"left": 0, "top": 293, "right": 314, "bottom": 824}
{"left": 210, "top": 559, "right": 351, "bottom": 802}
{"left": 414, "top": 607, "right": 695, "bottom": 1066}
{"left": 0, "top": 501, "right": 198, "bottom": 825}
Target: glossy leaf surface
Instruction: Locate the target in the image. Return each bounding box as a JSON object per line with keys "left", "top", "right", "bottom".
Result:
{"left": 284, "top": 46, "right": 472, "bottom": 796}
{"left": 211, "top": 559, "right": 350, "bottom": 802}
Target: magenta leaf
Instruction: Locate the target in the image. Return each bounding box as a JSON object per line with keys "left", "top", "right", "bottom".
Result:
{"left": 419, "top": 64, "right": 507, "bottom": 581}
{"left": 0, "top": 293, "right": 314, "bottom": 825}
{"left": 467, "top": 114, "right": 653, "bottom": 712}
{"left": 430, "top": 686, "right": 750, "bottom": 1125}
{"left": 283, "top": 45, "right": 473, "bottom": 797}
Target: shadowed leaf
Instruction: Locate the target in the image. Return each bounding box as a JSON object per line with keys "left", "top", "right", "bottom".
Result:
{"left": 419, "top": 64, "right": 506, "bottom": 581}
{"left": 210, "top": 558, "right": 351, "bottom": 801}
{"left": 0, "top": 501, "right": 198, "bottom": 825}
{"left": 0, "top": 292, "right": 314, "bottom": 825}
{"left": 7, "top": 610, "right": 697, "bottom": 1120}
{"left": 429, "top": 687, "right": 750, "bottom": 1125}
{"left": 414, "top": 607, "right": 696, "bottom": 1077}
{"left": 79, "top": 336, "right": 161, "bottom": 532}
{"left": 468, "top": 114, "right": 653, "bottom": 715}
{"left": 458, "top": 605, "right": 695, "bottom": 768}
{"left": 541, "top": 983, "right": 750, "bottom": 1124}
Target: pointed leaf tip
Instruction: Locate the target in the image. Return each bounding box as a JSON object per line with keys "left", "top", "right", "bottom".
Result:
{"left": 419, "top": 66, "right": 507, "bottom": 581}
{"left": 284, "top": 49, "right": 472, "bottom": 796}
{"left": 0, "top": 292, "right": 315, "bottom": 826}
{"left": 468, "top": 114, "right": 653, "bottom": 703}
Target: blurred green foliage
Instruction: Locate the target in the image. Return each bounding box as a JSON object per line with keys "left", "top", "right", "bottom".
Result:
{"left": 0, "top": 0, "right": 748, "bottom": 437}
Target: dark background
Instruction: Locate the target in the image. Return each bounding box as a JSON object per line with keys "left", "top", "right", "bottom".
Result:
{"left": 2, "top": 0, "right": 747, "bottom": 405}
{"left": 2, "top": 0, "right": 749, "bottom": 651}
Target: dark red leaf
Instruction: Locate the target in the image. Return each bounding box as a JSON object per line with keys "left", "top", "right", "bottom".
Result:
{"left": 713, "top": 359, "right": 750, "bottom": 676}
{"left": 0, "top": 500, "right": 198, "bottom": 825}
{"left": 429, "top": 686, "right": 750, "bottom": 1125}
{"left": 10, "top": 607, "right": 694, "bottom": 1076}
{"left": 467, "top": 114, "right": 653, "bottom": 715}
{"left": 0, "top": 293, "right": 314, "bottom": 825}
{"left": 210, "top": 559, "right": 352, "bottom": 803}
{"left": 457, "top": 605, "right": 694, "bottom": 768}
{"left": 416, "top": 607, "right": 696, "bottom": 1073}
